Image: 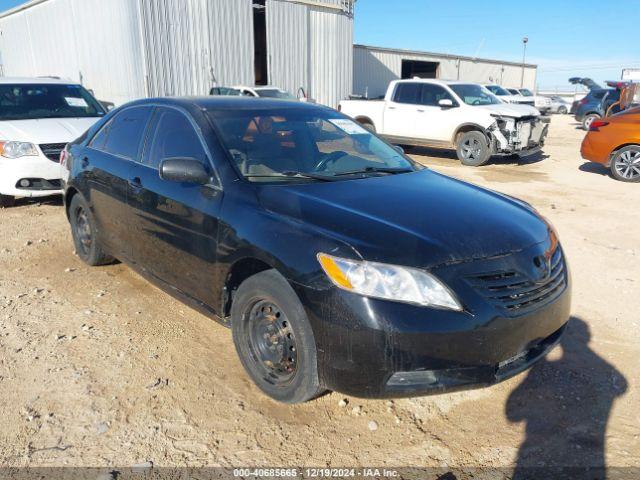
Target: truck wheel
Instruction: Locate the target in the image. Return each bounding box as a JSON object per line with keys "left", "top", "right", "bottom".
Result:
{"left": 69, "top": 195, "right": 114, "bottom": 266}
{"left": 357, "top": 120, "right": 376, "bottom": 133}
{"left": 231, "top": 269, "right": 325, "bottom": 404}
{"left": 456, "top": 131, "right": 491, "bottom": 166}
{"left": 610, "top": 146, "right": 640, "bottom": 182}
{"left": 0, "top": 194, "right": 15, "bottom": 208}
{"left": 582, "top": 113, "right": 600, "bottom": 130}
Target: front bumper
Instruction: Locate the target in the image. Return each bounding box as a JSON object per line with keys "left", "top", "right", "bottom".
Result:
{"left": 0, "top": 155, "right": 64, "bottom": 197}
{"left": 491, "top": 116, "right": 550, "bottom": 155}
{"left": 294, "top": 245, "right": 571, "bottom": 398}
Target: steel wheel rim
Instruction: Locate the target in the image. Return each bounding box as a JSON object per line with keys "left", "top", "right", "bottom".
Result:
{"left": 246, "top": 299, "right": 298, "bottom": 386}
{"left": 462, "top": 138, "right": 482, "bottom": 160}
{"left": 584, "top": 116, "right": 596, "bottom": 129}
{"left": 75, "top": 207, "right": 92, "bottom": 255}
{"left": 614, "top": 149, "right": 640, "bottom": 180}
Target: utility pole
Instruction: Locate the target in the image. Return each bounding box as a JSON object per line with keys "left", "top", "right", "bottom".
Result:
{"left": 520, "top": 36, "right": 528, "bottom": 88}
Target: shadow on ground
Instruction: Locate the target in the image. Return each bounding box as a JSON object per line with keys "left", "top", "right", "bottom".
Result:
{"left": 407, "top": 147, "right": 549, "bottom": 167}
{"left": 6, "top": 195, "right": 64, "bottom": 209}
{"left": 507, "top": 316, "right": 627, "bottom": 479}
{"left": 579, "top": 161, "right": 611, "bottom": 177}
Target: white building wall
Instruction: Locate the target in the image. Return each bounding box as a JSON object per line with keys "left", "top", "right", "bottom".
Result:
{"left": 0, "top": 0, "right": 146, "bottom": 106}
{"left": 353, "top": 45, "right": 538, "bottom": 98}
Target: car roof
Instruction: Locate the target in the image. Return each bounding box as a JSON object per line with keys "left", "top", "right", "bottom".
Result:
{"left": 0, "top": 76, "right": 79, "bottom": 85}
{"left": 122, "top": 96, "right": 330, "bottom": 112}
{"left": 231, "top": 85, "right": 284, "bottom": 91}
{"left": 394, "top": 78, "right": 477, "bottom": 86}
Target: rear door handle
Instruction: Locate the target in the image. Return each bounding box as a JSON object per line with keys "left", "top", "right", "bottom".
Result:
{"left": 388, "top": 106, "right": 396, "bottom": 110}
{"left": 417, "top": 109, "right": 425, "bottom": 113}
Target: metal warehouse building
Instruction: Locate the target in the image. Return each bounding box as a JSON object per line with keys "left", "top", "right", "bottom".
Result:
{"left": 0, "top": 0, "right": 355, "bottom": 107}
{"left": 353, "top": 44, "right": 538, "bottom": 99}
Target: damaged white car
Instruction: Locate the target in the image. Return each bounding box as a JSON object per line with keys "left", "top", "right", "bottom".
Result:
{"left": 339, "top": 79, "right": 549, "bottom": 166}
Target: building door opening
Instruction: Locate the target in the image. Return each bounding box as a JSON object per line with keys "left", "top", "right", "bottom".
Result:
{"left": 253, "top": 0, "right": 268, "bottom": 86}
{"left": 401, "top": 60, "right": 439, "bottom": 79}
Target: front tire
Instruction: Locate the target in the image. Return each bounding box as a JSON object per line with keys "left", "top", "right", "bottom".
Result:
{"left": 231, "top": 269, "right": 324, "bottom": 404}
{"left": 456, "top": 131, "right": 491, "bottom": 166}
{"left": 69, "top": 195, "right": 114, "bottom": 266}
{"left": 0, "top": 194, "right": 15, "bottom": 208}
{"left": 610, "top": 146, "right": 640, "bottom": 182}
{"left": 582, "top": 113, "right": 600, "bottom": 130}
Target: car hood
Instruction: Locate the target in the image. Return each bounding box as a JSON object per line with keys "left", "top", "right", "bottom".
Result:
{"left": 257, "top": 169, "right": 549, "bottom": 268}
{"left": 0, "top": 117, "right": 100, "bottom": 143}
{"left": 477, "top": 103, "right": 540, "bottom": 117}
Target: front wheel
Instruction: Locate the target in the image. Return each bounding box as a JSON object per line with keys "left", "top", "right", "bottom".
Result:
{"left": 456, "top": 131, "right": 491, "bottom": 166}
{"left": 610, "top": 146, "right": 640, "bottom": 182}
{"left": 558, "top": 106, "right": 568, "bottom": 114}
{"left": 0, "top": 194, "right": 15, "bottom": 208}
{"left": 231, "top": 269, "right": 325, "bottom": 403}
{"left": 582, "top": 113, "right": 600, "bottom": 130}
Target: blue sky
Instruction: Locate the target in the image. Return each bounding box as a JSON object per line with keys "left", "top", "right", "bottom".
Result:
{"left": 1, "top": 0, "right": 638, "bottom": 90}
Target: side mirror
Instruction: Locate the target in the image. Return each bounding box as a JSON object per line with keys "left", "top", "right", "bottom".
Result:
{"left": 393, "top": 145, "right": 405, "bottom": 154}
{"left": 159, "top": 158, "right": 211, "bottom": 185}
{"left": 438, "top": 99, "right": 455, "bottom": 108}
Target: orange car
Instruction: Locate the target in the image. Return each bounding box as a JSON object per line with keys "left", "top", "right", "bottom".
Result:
{"left": 581, "top": 107, "right": 640, "bottom": 182}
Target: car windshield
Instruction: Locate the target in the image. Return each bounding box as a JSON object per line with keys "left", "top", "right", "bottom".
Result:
{"left": 255, "top": 89, "right": 296, "bottom": 99}
{"left": 519, "top": 89, "right": 534, "bottom": 97}
{"left": 0, "top": 83, "right": 106, "bottom": 121}
{"left": 208, "top": 108, "right": 418, "bottom": 182}
{"left": 449, "top": 84, "right": 501, "bottom": 106}
{"left": 486, "top": 85, "right": 511, "bottom": 96}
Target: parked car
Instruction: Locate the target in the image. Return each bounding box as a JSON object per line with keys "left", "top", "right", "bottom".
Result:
{"left": 507, "top": 88, "right": 552, "bottom": 114}
{"left": 62, "top": 97, "right": 571, "bottom": 403}
{"left": 581, "top": 107, "right": 640, "bottom": 182}
{"left": 339, "top": 79, "right": 548, "bottom": 167}
{"left": 212, "top": 85, "right": 297, "bottom": 100}
{"left": 574, "top": 88, "right": 616, "bottom": 130}
{"left": 548, "top": 96, "right": 572, "bottom": 114}
{"left": 0, "top": 77, "right": 106, "bottom": 207}
{"left": 484, "top": 85, "right": 534, "bottom": 107}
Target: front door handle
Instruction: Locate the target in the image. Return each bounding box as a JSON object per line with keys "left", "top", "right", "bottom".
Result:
{"left": 81, "top": 157, "right": 89, "bottom": 168}
{"left": 128, "top": 176, "right": 142, "bottom": 190}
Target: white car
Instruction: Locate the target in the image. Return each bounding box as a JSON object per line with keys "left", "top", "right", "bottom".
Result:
{"left": 338, "top": 79, "right": 549, "bottom": 166}
{"left": 508, "top": 88, "right": 552, "bottom": 114}
{"left": 483, "top": 84, "right": 535, "bottom": 107}
{"left": 212, "top": 85, "right": 298, "bottom": 100}
{"left": 0, "top": 77, "right": 106, "bottom": 207}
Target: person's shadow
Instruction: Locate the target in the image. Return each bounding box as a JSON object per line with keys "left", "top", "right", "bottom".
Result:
{"left": 506, "top": 317, "right": 628, "bottom": 479}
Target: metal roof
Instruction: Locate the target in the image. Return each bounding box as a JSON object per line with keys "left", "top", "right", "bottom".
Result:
{"left": 354, "top": 44, "right": 537, "bottom": 69}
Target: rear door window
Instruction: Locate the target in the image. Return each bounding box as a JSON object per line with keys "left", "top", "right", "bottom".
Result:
{"left": 100, "top": 106, "right": 153, "bottom": 160}
{"left": 393, "top": 83, "right": 421, "bottom": 105}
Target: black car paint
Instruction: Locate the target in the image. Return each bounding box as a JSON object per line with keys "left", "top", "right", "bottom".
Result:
{"left": 574, "top": 89, "right": 620, "bottom": 122}
{"left": 64, "top": 97, "right": 571, "bottom": 398}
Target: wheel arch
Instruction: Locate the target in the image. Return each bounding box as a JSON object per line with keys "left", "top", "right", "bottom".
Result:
{"left": 354, "top": 116, "right": 376, "bottom": 129}
{"left": 453, "top": 123, "right": 490, "bottom": 145}
{"left": 64, "top": 186, "right": 82, "bottom": 220}
{"left": 222, "top": 256, "right": 278, "bottom": 317}
{"left": 609, "top": 143, "right": 640, "bottom": 162}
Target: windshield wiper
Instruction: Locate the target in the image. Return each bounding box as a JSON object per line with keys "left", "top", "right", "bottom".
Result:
{"left": 332, "top": 166, "right": 414, "bottom": 177}
{"left": 244, "top": 171, "right": 338, "bottom": 182}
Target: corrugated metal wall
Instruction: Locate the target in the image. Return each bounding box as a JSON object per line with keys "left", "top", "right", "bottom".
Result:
{"left": 266, "top": 0, "right": 354, "bottom": 107}
{"left": 0, "top": 0, "right": 146, "bottom": 106}
{"left": 139, "top": 0, "right": 254, "bottom": 98}
{"left": 353, "top": 45, "right": 538, "bottom": 99}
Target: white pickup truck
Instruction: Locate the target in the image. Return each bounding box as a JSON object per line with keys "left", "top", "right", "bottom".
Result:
{"left": 339, "top": 79, "right": 549, "bottom": 166}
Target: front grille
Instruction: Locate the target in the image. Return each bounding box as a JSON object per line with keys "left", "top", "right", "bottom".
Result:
{"left": 39, "top": 143, "right": 67, "bottom": 162}
{"left": 467, "top": 247, "right": 566, "bottom": 316}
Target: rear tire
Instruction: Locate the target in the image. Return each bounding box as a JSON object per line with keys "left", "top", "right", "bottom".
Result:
{"left": 0, "top": 194, "right": 15, "bottom": 208}
{"left": 456, "top": 131, "right": 491, "bottom": 166}
{"left": 357, "top": 120, "right": 376, "bottom": 133}
{"left": 610, "top": 145, "right": 640, "bottom": 182}
{"left": 231, "top": 269, "right": 325, "bottom": 404}
{"left": 558, "top": 106, "right": 568, "bottom": 115}
{"left": 582, "top": 113, "right": 600, "bottom": 130}
{"left": 68, "top": 195, "right": 114, "bottom": 266}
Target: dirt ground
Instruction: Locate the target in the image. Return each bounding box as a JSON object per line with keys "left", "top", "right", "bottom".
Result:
{"left": 0, "top": 115, "right": 638, "bottom": 473}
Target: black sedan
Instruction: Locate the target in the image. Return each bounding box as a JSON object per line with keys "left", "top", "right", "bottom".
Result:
{"left": 62, "top": 97, "right": 571, "bottom": 403}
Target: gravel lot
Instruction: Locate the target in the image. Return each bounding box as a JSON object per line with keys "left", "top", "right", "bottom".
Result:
{"left": 0, "top": 115, "right": 638, "bottom": 472}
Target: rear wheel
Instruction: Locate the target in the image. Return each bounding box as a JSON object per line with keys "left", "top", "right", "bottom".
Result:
{"left": 582, "top": 113, "right": 600, "bottom": 130}
{"left": 231, "top": 269, "right": 324, "bottom": 404}
{"left": 456, "top": 131, "right": 491, "bottom": 166}
{"left": 610, "top": 146, "right": 640, "bottom": 182}
{"left": 0, "top": 194, "right": 15, "bottom": 208}
{"left": 558, "top": 106, "right": 568, "bottom": 114}
{"left": 69, "top": 195, "right": 114, "bottom": 266}
{"left": 357, "top": 119, "right": 376, "bottom": 133}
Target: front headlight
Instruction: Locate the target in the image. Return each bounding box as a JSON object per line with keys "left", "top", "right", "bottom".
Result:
{"left": 0, "top": 141, "right": 39, "bottom": 159}
{"left": 317, "top": 253, "right": 462, "bottom": 311}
